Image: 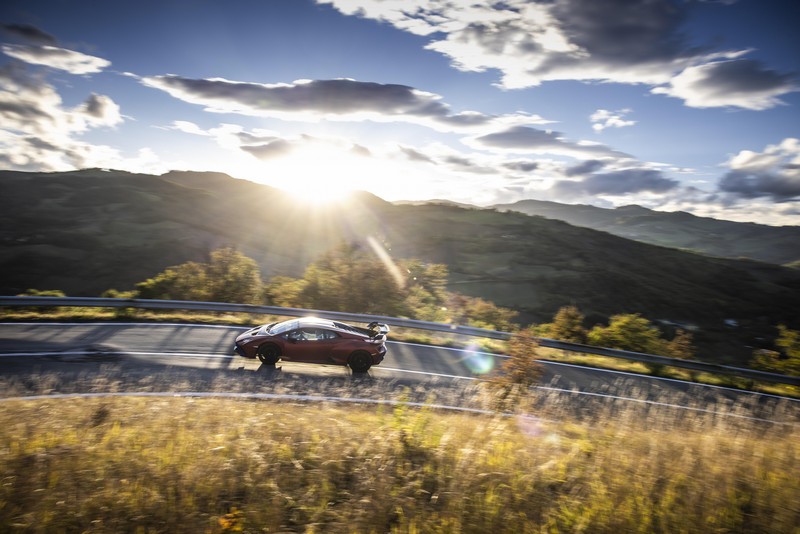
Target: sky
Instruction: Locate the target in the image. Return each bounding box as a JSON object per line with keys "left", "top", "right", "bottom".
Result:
{"left": 1, "top": 0, "right": 798, "bottom": 225}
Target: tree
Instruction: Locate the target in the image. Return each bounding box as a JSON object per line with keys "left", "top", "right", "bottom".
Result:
{"left": 776, "top": 324, "right": 800, "bottom": 359}
{"left": 135, "top": 248, "right": 263, "bottom": 304}
{"left": 203, "top": 248, "right": 263, "bottom": 304}
{"left": 752, "top": 325, "right": 800, "bottom": 377}
{"left": 402, "top": 284, "right": 447, "bottom": 322}
{"left": 295, "top": 243, "right": 406, "bottom": 315}
{"left": 666, "top": 329, "right": 695, "bottom": 360}
{"left": 136, "top": 261, "right": 207, "bottom": 301}
{"left": 587, "top": 313, "right": 665, "bottom": 354}
{"left": 400, "top": 260, "right": 449, "bottom": 321}
{"left": 588, "top": 313, "right": 670, "bottom": 375}
{"left": 264, "top": 276, "right": 308, "bottom": 308}
{"left": 535, "top": 305, "right": 587, "bottom": 343}
{"left": 456, "top": 294, "right": 518, "bottom": 331}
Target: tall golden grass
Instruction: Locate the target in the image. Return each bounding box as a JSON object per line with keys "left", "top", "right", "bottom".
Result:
{"left": 1, "top": 369, "right": 798, "bottom": 533}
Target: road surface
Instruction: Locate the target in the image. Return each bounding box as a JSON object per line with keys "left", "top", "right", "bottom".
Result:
{"left": 0, "top": 322, "right": 797, "bottom": 423}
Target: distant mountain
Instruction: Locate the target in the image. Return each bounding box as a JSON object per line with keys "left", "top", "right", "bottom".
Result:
{"left": 492, "top": 199, "right": 800, "bottom": 266}
{"left": 2, "top": 169, "right": 799, "bottom": 363}
{"left": 394, "top": 199, "right": 480, "bottom": 209}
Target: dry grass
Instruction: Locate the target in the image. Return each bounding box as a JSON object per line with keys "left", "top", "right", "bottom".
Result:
{"left": 0, "top": 368, "right": 798, "bottom": 533}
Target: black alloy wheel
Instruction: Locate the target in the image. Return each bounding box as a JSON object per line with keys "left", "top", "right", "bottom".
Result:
{"left": 257, "top": 343, "right": 281, "bottom": 364}
{"left": 348, "top": 351, "right": 372, "bottom": 373}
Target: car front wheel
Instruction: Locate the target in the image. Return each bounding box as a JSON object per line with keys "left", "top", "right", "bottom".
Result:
{"left": 257, "top": 343, "right": 281, "bottom": 364}
{"left": 348, "top": 351, "right": 372, "bottom": 373}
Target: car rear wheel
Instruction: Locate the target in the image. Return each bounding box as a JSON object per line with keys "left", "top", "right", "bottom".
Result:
{"left": 348, "top": 351, "right": 372, "bottom": 373}
{"left": 257, "top": 343, "right": 281, "bottom": 364}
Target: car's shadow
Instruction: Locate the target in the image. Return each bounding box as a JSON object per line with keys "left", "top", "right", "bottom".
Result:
{"left": 254, "top": 362, "right": 376, "bottom": 381}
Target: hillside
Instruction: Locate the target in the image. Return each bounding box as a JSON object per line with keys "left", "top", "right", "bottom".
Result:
{"left": 493, "top": 199, "right": 800, "bottom": 266}
{"left": 2, "top": 169, "right": 799, "bottom": 360}
{"left": 0, "top": 169, "right": 389, "bottom": 295}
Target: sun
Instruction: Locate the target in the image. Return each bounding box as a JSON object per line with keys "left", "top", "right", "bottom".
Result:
{"left": 239, "top": 138, "right": 427, "bottom": 205}
{"left": 266, "top": 144, "right": 365, "bottom": 205}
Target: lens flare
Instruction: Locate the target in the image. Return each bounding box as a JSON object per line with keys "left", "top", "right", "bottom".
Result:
{"left": 366, "top": 235, "right": 405, "bottom": 289}
{"left": 516, "top": 414, "right": 547, "bottom": 438}
{"left": 461, "top": 343, "right": 495, "bottom": 375}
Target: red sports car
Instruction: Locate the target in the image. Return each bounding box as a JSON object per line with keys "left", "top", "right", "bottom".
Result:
{"left": 234, "top": 317, "right": 389, "bottom": 373}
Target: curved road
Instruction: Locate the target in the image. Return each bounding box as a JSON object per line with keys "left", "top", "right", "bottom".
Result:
{"left": 1, "top": 322, "right": 797, "bottom": 423}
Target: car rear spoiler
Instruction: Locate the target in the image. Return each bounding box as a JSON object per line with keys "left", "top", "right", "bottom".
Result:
{"left": 367, "top": 321, "right": 390, "bottom": 340}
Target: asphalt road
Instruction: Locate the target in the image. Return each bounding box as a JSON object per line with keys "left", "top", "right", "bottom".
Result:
{"left": 1, "top": 322, "right": 797, "bottom": 423}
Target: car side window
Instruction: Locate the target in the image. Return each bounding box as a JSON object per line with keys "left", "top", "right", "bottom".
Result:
{"left": 320, "top": 329, "right": 339, "bottom": 340}
{"left": 287, "top": 328, "right": 339, "bottom": 341}
{"left": 303, "top": 328, "right": 325, "bottom": 341}
{"left": 287, "top": 330, "right": 307, "bottom": 341}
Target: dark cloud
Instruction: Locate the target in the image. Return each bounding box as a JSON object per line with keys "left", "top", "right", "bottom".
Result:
{"left": 443, "top": 154, "right": 495, "bottom": 174}
{"left": 477, "top": 126, "right": 559, "bottom": 147}
{"left": 502, "top": 160, "right": 538, "bottom": 172}
{"left": 1, "top": 23, "right": 57, "bottom": 46}
{"left": 693, "top": 59, "right": 793, "bottom": 93}
{"left": 471, "top": 126, "right": 628, "bottom": 159}
{"left": 142, "top": 76, "right": 523, "bottom": 131}
{"left": 553, "top": 168, "right": 679, "bottom": 196}
{"left": 718, "top": 170, "right": 800, "bottom": 201}
{"left": 0, "top": 97, "right": 53, "bottom": 123}
{"left": 399, "top": 146, "right": 434, "bottom": 163}
{"left": 240, "top": 139, "right": 294, "bottom": 160}
{"left": 350, "top": 143, "right": 371, "bottom": 157}
{"left": 78, "top": 93, "right": 121, "bottom": 126}
{"left": 565, "top": 159, "right": 606, "bottom": 176}
{"left": 235, "top": 130, "right": 277, "bottom": 144}
{"left": 550, "top": 0, "right": 691, "bottom": 66}
{"left": 654, "top": 59, "right": 798, "bottom": 109}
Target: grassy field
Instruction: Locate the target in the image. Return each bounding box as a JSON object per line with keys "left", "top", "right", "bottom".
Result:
{"left": 1, "top": 377, "right": 798, "bottom": 533}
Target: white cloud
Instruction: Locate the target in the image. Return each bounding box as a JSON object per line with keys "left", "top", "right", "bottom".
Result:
{"left": 318, "top": 0, "right": 705, "bottom": 88}
{"left": 590, "top": 109, "right": 635, "bottom": 133}
{"left": 717, "top": 138, "right": 800, "bottom": 201}
{"left": 318, "top": 0, "right": 796, "bottom": 110}
{"left": 0, "top": 63, "right": 131, "bottom": 172}
{"left": 1, "top": 44, "right": 110, "bottom": 74}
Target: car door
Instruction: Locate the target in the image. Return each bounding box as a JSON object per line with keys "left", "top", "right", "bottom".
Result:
{"left": 283, "top": 328, "right": 337, "bottom": 363}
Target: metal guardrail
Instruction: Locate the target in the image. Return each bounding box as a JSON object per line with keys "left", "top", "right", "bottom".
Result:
{"left": 2, "top": 295, "right": 798, "bottom": 387}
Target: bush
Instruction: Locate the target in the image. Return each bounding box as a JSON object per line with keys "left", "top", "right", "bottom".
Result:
{"left": 487, "top": 327, "right": 544, "bottom": 411}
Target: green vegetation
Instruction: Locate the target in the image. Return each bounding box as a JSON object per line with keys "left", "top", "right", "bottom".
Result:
{"left": 752, "top": 325, "right": 800, "bottom": 377}
{"left": 534, "top": 306, "right": 695, "bottom": 375}
{"left": 533, "top": 305, "right": 587, "bottom": 343}
{"left": 136, "top": 248, "right": 263, "bottom": 304}
{"left": 1, "top": 393, "right": 797, "bottom": 533}
{"left": 132, "top": 244, "right": 519, "bottom": 332}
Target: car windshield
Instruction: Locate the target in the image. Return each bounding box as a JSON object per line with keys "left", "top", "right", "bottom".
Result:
{"left": 267, "top": 320, "right": 298, "bottom": 335}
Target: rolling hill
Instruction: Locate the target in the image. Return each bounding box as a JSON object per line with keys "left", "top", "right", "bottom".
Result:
{"left": 493, "top": 199, "right": 800, "bottom": 266}
{"left": 2, "top": 169, "right": 799, "bottom": 362}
